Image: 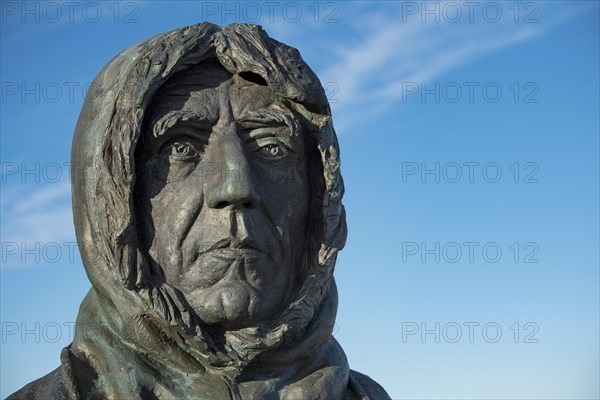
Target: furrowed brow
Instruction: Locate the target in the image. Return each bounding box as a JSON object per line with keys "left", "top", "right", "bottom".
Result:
{"left": 151, "top": 110, "right": 217, "bottom": 138}
{"left": 237, "top": 108, "right": 301, "bottom": 136}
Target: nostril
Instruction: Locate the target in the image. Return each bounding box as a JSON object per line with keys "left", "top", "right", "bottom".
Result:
{"left": 210, "top": 200, "right": 254, "bottom": 210}
{"left": 214, "top": 201, "right": 229, "bottom": 209}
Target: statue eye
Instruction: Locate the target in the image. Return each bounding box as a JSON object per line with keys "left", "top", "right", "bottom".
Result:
{"left": 168, "top": 141, "right": 199, "bottom": 160}
{"left": 258, "top": 143, "right": 287, "bottom": 159}
{"left": 263, "top": 144, "right": 283, "bottom": 157}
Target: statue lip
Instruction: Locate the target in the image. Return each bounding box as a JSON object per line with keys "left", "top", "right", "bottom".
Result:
{"left": 199, "top": 237, "right": 265, "bottom": 256}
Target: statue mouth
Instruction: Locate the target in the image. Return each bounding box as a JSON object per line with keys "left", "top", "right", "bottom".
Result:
{"left": 207, "top": 248, "right": 264, "bottom": 263}
{"left": 199, "top": 237, "right": 265, "bottom": 255}
{"left": 193, "top": 237, "right": 270, "bottom": 266}
{"left": 181, "top": 234, "right": 276, "bottom": 288}
{"left": 186, "top": 239, "right": 270, "bottom": 289}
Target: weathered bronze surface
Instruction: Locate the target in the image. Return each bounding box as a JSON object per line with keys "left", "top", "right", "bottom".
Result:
{"left": 9, "top": 23, "right": 390, "bottom": 400}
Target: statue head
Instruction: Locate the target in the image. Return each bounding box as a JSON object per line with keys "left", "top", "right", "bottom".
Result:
{"left": 71, "top": 22, "right": 346, "bottom": 361}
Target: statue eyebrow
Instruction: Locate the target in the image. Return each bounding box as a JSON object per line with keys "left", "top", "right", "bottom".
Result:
{"left": 237, "top": 117, "right": 287, "bottom": 129}
{"left": 237, "top": 109, "right": 301, "bottom": 137}
{"left": 237, "top": 111, "right": 297, "bottom": 147}
{"left": 151, "top": 110, "right": 216, "bottom": 139}
{"left": 243, "top": 127, "right": 293, "bottom": 150}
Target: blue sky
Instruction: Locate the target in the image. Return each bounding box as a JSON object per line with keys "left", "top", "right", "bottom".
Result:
{"left": 1, "top": 1, "right": 599, "bottom": 398}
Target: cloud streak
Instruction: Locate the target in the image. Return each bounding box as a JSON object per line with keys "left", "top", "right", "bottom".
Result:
{"left": 316, "top": 1, "right": 590, "bottom": 131}
{"left": 1, "top": 181, "right": 75, "bottom": 268}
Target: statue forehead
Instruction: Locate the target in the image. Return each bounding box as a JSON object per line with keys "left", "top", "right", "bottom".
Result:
{"left": 149, "top": 61, "right": 275, "bottom": 123}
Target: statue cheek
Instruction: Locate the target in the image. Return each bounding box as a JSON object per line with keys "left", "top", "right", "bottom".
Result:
{"left": 255, "top": 157, "right": 307, "bottom": 190}
{"left": 279, "top": 163, "right": 309, "bottom": 217}
{"left": 147, "top": 177, "right": 205, "bottom": 278}
{"left": 143, "top": 155, "right": 202, "bottom": 187}
{"left": 164, "top": 158, "right": 202, "bottom": 184}
{"left": 259, "top": 166, "right": 308, "bottom": 236}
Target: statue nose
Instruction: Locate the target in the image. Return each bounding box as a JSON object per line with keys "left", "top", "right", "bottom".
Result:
{"left": 205, "top": 133, "right": 259, "bottom": 210}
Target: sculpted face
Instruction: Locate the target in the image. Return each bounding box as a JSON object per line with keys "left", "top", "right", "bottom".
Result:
{"left": 136, "top": 61, "right": 310, "bottom": 329}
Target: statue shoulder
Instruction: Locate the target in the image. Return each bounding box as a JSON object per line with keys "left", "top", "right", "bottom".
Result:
{"left": 7, "top": 348, "right": 81, "bottom": 400}
{"left": 345, "top": 369, "right": 391, "bottom": 400}
{"left": 6, "top": 366, "right": 70, "bottom": 400}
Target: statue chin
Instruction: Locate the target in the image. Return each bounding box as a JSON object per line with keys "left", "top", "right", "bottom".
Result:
{"left": 187, "top": 283, "right": 280, "bottom": 329}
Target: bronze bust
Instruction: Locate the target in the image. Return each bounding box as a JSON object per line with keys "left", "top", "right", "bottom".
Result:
{"left": 9, "top": 23, "right": 390, "bottom": 400}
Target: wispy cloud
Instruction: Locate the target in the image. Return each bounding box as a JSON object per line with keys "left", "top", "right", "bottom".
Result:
{"left": 1, "top": 181, "right": 75, "bottom": 268}
{"left": 13, "top": 181, "right": 71, "bottom": 213}
{"left": 315, "top": 1, "right": 592, "bottom": 131}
